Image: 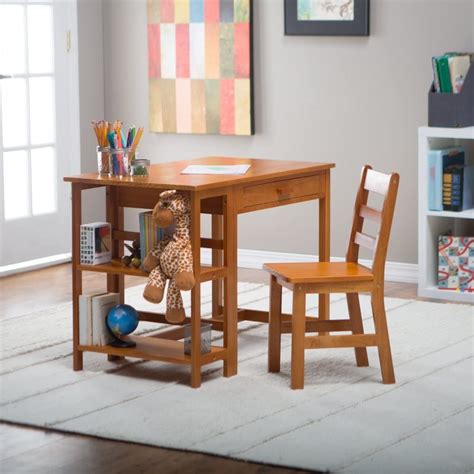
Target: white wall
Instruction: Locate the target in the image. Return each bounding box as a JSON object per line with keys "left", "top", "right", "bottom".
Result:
{"left": 77, "top": 0, "right": 106, "bottom": 222}
{"left": 79, "top": 0, "right": 473, "bottom": 264}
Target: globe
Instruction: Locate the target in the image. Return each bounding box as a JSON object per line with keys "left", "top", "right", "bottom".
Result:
{"left": 106, "top": 304, "right": 139, "bottom": 338}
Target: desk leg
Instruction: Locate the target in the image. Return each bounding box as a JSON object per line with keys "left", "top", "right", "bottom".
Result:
{"left": 319, "top": 171, "right": 330, "bottom": 322}
{"left": 106, "top": 186, "right": 125, "bottom": 362}
{"left": 212, "top": 213, "right": 223, "bottom": 318}
{"left": 72, "top": 184, "right": 83, "bottom": 371}
{"left": 106, "top": 186, "right": 125, "bottom": 299}
{"left": 224, "top": 191, "right": 238, "bottom": 377}
{"left": 191, "top": 192, "right": 202, "bottom": 388}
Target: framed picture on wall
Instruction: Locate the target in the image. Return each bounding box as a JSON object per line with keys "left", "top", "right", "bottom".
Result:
{"left": 285, "top": 0, "right": 370, "bottom": 36}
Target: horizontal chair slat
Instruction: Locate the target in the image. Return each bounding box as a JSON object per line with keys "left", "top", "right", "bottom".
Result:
{"left": 304, "top": 334, "right": 378, "bottom": 349}
{"left": 355, "top": 231, "right": 377, "bottom": 251}
{"left": 364, "top": 169, "right": 391, "bottom": 196}
{"left": 359, "top": 204, "right": 382, "bottom": 224}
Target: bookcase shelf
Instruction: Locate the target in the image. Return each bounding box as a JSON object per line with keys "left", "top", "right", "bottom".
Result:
{"left": 79, "top": 258, "right": 227, "bottom": 282}
{"left": 79, "top": 259, "right": 148, "bottom": 277}
{"left": 418, "top": 126, "right": 474, "bottom": 303}
{"left": 426, "top": 209, "right": 474, "bottom": 219}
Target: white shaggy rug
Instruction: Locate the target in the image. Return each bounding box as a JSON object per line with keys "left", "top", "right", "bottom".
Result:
{"left": 1, "top": 282, "right": 473, "bottom": 473}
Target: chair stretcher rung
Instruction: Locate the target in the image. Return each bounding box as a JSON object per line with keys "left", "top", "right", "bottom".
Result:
{"left": 281, "top": 319, "right": 353, "bottom": 333}
{"left": 304, "top": 334, "right": 378, "bottom": 349}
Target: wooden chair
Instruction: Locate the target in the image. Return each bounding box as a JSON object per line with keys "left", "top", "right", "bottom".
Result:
{"left": 263, "top": 166, "right": 400, "bottom": 389}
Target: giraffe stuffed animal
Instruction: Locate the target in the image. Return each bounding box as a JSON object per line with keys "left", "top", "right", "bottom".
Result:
{"left": 142, "top": 190, "right": 195, "bottom": 323}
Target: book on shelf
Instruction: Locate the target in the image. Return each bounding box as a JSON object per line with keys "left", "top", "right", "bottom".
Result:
{"left": 436, "top": 55, "right": 453, "bottom": 93}
{"left": 92, "top": 293, "right": 119, "bottom": 345}
{"left": 80, "top": 222, "right": 112, "bottom": 265}
{"left": 431, "top": 57, "right": 441, "bottom": 93}
{"left": 79, "top": 292, "right": 119, "bottom": 346}
{"left": 432, "top": 53, "right": 472, "bottom": 94}
{"left": 443, "top": 165, "right": 474, "bottom": 212}
{"left": 79, "top": 292, "right": 104, "bottom": 345}
{"left": 443, "top": 165, "right": 464, "bottom": 211}
{"left": 449, "top": 55, "right": 471, "bottom": 93}
{"left": 139, "top": 211, "right": 164, "bottom": 263}
{"left": 463, "top": 166, "right": 474, "bottom": 211}
{"left": 428, "top": 147, "right": 464, "bottom": 211}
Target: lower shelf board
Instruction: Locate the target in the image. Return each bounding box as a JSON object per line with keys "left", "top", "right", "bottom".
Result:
{"left": 77, "top": 259, "right": 226, "bottom": 282}
{"left": 78, "top": 335, "right": 227, "bottom": 366}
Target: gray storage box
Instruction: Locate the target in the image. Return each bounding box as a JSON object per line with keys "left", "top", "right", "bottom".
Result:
{"left": 428, "top": 62, "right": 474, "bottom": 128}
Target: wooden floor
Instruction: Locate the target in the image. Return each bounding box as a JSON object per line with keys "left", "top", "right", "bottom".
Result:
{"left": 0, "top": 263, "right": 425, "bottom": 473}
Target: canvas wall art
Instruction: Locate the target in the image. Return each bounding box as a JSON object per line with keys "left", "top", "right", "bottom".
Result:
{"left": 285, "top": 0, "right": 369, "bottom": 36}
{"left": 147, "top": 0, "right": 254, "bottom": 136}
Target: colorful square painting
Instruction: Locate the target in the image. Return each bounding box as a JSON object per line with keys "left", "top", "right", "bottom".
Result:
{"left": 147, "top": 0, "right": 254, "bottom": 136}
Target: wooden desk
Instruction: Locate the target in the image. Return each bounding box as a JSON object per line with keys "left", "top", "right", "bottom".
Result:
{"left": 64, "top": 157, "right": 334, "bottom": 388}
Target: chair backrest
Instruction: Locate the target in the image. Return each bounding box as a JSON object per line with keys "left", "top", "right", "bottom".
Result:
{"left": 346, "top": 165, "right": 400, "bottom": 283}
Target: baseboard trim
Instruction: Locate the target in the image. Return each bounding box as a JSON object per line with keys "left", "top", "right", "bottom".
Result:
{"left": 201, "top": 248, "right": 418, "bottom": 284}
{"left": 0, "top": 253, "right": 72, "bottom": 278}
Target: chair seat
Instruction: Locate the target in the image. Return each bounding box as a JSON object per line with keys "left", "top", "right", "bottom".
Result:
{"left": 263, "top": 262, "right": 374, "bottom": 284}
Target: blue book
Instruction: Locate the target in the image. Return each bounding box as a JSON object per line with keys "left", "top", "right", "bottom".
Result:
{"left": 463, "top": 166, "right": 474, "bottom": 210}
{"left": 428, "top": 147, "right": 464, "bottom": 211}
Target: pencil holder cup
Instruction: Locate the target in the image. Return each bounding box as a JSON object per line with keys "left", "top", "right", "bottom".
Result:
{"left": 184, "top": 323, "right": 212, "bottom": 355}
{"left": 130, "top": 158, "right": 150, "bottom": 176}
{"left": 97, "top": 146, "right": 111, "bottom": 175}
{"left": 108, "top": 148, "right": 131, "bottom": 177}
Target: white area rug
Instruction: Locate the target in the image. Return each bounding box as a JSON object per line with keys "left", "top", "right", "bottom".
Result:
{"left": 1, "top": 283, "right": 473, "bottom": 473}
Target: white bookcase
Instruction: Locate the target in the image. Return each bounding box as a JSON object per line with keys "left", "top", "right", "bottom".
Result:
{"left": 418, "top": 126, "right": 474, "bottom": 303}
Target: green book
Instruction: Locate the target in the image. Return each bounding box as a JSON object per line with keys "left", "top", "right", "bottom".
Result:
{"left": 436, "top": 55, "right": 453, "bottom": 93}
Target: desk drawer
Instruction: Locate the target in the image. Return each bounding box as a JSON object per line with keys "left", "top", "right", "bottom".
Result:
{"left": 238, "top": 174, "right": 324, "bottom": 212}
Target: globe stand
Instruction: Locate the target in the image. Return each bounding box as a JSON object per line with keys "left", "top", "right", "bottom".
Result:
{"left": 109, "top": 336, "right": 136, "bottom": 349}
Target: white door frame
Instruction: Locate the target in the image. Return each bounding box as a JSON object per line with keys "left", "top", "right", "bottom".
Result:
{"left": 0, "top": 0, "right": 81, "bottom": 277}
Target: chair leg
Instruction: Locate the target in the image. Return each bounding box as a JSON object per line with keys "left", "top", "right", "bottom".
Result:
{"left": 346, "top": 293, "right": 369, "bottom": 367}
{"left": 268, "top": 276, "right": 282, "bottom": 373}
{"left": 291, "top": 287, "right": 306, "bottom": 390}
{"left": 371, "top": 288, "right": 395, "bottom": 384}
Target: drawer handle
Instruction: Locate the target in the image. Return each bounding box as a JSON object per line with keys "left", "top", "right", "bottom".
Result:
{"left": 276, "top": 188, "right": 290, "bottom": 200}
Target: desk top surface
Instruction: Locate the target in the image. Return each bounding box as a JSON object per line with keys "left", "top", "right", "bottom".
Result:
{"left": 64, "top": 156, "right": 334, "bottom": 191}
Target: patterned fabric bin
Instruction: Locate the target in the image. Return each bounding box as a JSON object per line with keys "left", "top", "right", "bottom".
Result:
{"left": 438, "top": 236, "right": 474, "bottom": 292}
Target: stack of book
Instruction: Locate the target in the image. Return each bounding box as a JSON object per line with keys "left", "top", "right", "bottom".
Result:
{"left": 139, "top": 211, "right": 164, "bottom": 264}
{"left": 432, "top": 53, "right": 472, "bottom": 94}
{"left": 428, "top": 147, "right": 473, "bottom": 212}
{"left": 79, "top": 292, "right": 119, "bottom": 346}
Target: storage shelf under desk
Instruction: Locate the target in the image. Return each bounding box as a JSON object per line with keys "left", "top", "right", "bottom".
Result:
{"left": 78, "top": 259, "right": 227, "bottom": 282}
{"left": 78, "top": 335, "right": 227, "bottom": 366}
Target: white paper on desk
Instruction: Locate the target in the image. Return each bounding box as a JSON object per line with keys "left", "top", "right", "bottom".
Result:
{"left": 181, "top": 165, "right": 251, "bottom": 175}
